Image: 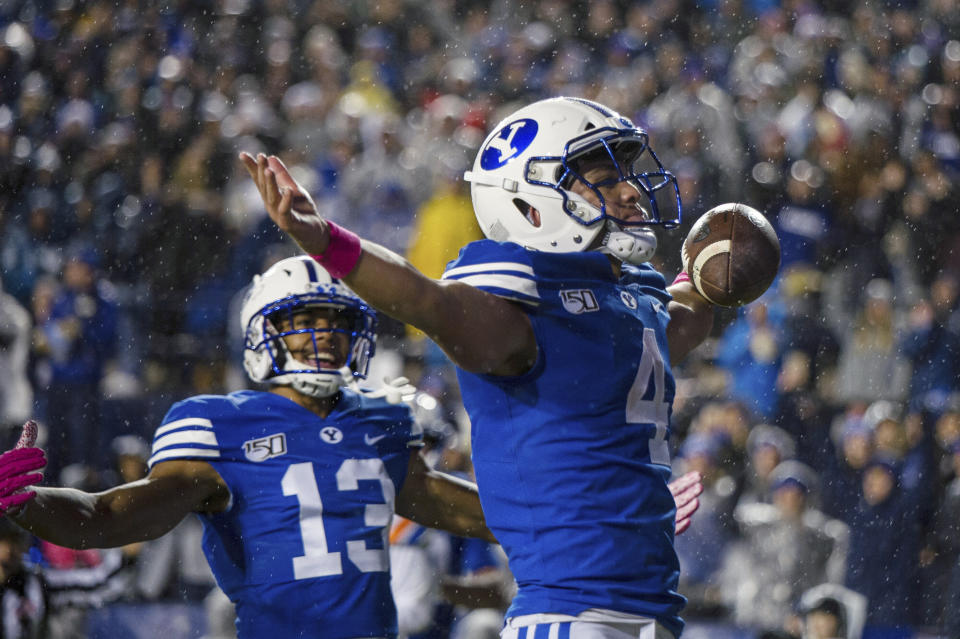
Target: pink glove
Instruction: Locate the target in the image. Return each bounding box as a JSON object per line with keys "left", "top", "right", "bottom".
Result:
{"left": 0, "top": 420, "right": 46, "bottom": 514}
{"left": 669, "top": 471, "right": 703, "bottom": 536}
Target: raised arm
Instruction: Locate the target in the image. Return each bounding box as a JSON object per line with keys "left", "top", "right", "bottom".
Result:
{"left": 666, "top": 279, "right": 715, "bottom": 364}
{"left": 239, "top": 152, "right": 536, "bottom": 376}
{"left": 395, "top": 451, "right": 496, "bottom": 543}
{"left": 10, "top": 459, "right": 229, "bottom": 549}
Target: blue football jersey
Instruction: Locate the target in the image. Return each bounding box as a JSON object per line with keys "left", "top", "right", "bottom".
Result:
{"left": 442, "top": 240, "right": 684, "bottom": 636}
{"left": 147, "top": 389, "right": 421, "bottom": 639}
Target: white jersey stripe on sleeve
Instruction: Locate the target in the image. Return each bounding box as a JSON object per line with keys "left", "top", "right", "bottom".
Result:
{"left": 442, "top": 261, "right": 535, "bottom": 280}
{"left": 148, "top": 447, "right": 220, "bottom": 466}
{"left": 154, "top": 417, "right": 214, "bottom": 438}
{"left": 153, "top": 429, "right": 218, "bottom": 454}
{"left": 451, "top": 273, "right": 539, "bottom": 300}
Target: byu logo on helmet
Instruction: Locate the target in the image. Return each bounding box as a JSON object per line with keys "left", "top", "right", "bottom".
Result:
{"left": 480, "top": 119, "right": 538, "bottom": 169}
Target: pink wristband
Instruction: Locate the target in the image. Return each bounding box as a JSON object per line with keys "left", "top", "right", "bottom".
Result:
{"left": 311, "top": 222, "right": 362, "bottom": 278}
{"left": 672, "top": 271, "right": 691, "bottom": 285}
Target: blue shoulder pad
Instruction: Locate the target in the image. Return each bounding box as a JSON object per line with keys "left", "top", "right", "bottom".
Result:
{"left": 441, "top": 240, "right": 540, "bottom": 306}
{"left": 148, "top": 395, "right": 225, "bottom": 468}
{"left": 621, "top": 262, "right": 672, "bottom": 306}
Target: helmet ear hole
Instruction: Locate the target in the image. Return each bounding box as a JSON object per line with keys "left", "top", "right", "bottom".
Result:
{"left": 512, "top": 198, "right": 541, "bottom": 227}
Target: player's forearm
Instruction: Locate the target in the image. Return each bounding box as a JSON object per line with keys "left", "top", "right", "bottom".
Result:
{"left": 346, "top": 242, "right": 450, "bottom": 336}
{"left": 11, "top": 486, "right": 124, "bottom": 548}
{"left": 666, "top": 281, "right": 715, "bottom": 364}
{"left": 441, "top": 570, "right": 511, "bottom": 609}
{"left": 11, "top": 483, "right": 181, "bottom": 549}
{"left": 400, "top": 470, "right": 497, "bottom": 543}
{"left": 345, "top": 243, "right": 534, "bottom": 375}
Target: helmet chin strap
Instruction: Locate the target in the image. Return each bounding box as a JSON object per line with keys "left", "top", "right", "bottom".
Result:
{"left": 599, "top": 221, "right": 658, "bottom": 265}
{"left": 271, "top": 340, "right": 351, "bottom": 398}
{"left": 289, "top": 366, "right": 351, "bottom": 398}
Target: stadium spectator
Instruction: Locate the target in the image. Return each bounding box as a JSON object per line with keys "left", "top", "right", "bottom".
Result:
{"left": 919, "top": 439, "right": 960, "bottom": 636}
{"left": 901, "top": 275, "right": 960, "bottom": 413}
{"left": 833, "top": 278, "right": 911, "bottom": 405}
{"left": 35, "top": 249, "right": 119, "bottom": 476}
{"left": 673, "top": 432, "right": 739, "bottom": 618}
{"left": 0, "top": 517, "right": 46, "bottom": 638}
{"left": 820, "top": 410, "right": 874, "bottom": 521}
{"left": 720, "top": 461, "right": 848, "bottom": 634}
{"left": 738, "top": 424, "right": 797, "bottom": 508}
{"left": 797, "top": 583, "right": 867, "bottom": 639}
{"left": 844, "top": 457, "right": 923, "bottom": 639}
{"left": 0, "top": 280, "right": 33, "bottom": 450}
{"left": 716, "top": 300, "right": 786, "bottom": 420}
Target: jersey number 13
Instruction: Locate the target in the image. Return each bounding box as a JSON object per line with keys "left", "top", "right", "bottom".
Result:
{"left": 281, "top": 459, "right": 395, "bottom": 580}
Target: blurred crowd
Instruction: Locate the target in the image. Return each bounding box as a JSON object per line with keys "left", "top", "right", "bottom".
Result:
{"left": 0, "top": 0, "right": 959, "bottom": 638}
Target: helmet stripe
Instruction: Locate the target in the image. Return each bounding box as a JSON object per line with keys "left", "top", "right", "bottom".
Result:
{"left": 303, "top": 258, "right": 319, "bottom": 282}
{"left": 566, "top": 97, "right": 615, "bottom": 118}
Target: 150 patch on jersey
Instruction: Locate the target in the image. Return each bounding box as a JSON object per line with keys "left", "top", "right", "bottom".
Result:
{"left": 244, "top": 433, "right": 287, "bottom": 462}
{"left": 560, "top": 289, "right": 599, "bottom": 314}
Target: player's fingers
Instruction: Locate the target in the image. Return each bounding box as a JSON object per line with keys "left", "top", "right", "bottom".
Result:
{"left": 16, "top": 420, "right": 38, "bottom": 449}
{"left": 675, "top": 495, "right": 699, "bottom": 521}
{"left": 0, "top": 472, "right": 45, "bottom": 494}
{"left": 668, "top": 470, "right": 702, "bottom": 496}
{"left": 243, "top": 153, "right": 268, "bottom": 198}
{"left": 256, "top": 153, "right": 272, "bottom": 193}
{"left": 277, "top": 187, "right": 294, "bottom": 220}
{"left": 238, "top": 151, "right": 257, "bottom": 173}
{"left": 0, "top": 448, "right": 46, "bottom": 480}
{"left": 266, "top": 155, "right": 291, "bottom": 183}
{"left": 239, "top": 153, "right": 264, "bottom": 191}
{"left": 263, "top": 168, "right": 283, "bottom": 210}
{"left": 674, "top": 517, "right": 691, "bottom": 536}
{"left": 672, "top": 482, "right": 702, "bottom": 509}
{"left": 0, "top": 490, "right": 36, "bottom": 513}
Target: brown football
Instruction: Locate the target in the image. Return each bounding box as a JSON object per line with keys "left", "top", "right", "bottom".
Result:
{"left": 681, "top": 202, "right": 781, "bottom": 307}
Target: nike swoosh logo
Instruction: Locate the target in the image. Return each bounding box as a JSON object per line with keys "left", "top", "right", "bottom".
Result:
{"left": 364, "top": 434, "right": 387, "bottom": 446}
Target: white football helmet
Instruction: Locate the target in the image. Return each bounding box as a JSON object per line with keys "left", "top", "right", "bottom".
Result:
{"left": 240, "top": 256, "right": 377, "bottom": 398}
{"left": 465, "top": 97, "right": 681, "bottom": 264}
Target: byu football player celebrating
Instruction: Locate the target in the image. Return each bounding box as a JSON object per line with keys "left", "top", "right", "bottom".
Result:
{"left": 240, "top": 96, "right": 714, "bottom": 639}
{"left": 0, "top": 256, "right": 494, "bottom": 639}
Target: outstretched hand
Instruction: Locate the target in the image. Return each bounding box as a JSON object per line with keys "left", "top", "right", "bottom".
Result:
{"left": 0, "top": 420, "right": 46, "bottom": 515}
{"left": 363, "top": 377, "right": 418, "bottom": 405}
{"left": 669, "top": 470, "right": 703, "bottom": 536}
{"left": 239, "top": 152, "right": 330, "bottom": 255}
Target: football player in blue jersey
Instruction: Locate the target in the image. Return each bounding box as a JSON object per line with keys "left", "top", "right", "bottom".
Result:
{"left": 239, "top": 96, "right": 725, "bottom": 639}
{"left": 0, "top": 255, "right": 496, "bottom": 639}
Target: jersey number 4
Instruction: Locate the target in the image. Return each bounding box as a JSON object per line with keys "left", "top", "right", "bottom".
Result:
{"left": 281, "top": 459, "right": 395, "bottom": 580}
{"left": 626, "top": 327, "right": 671, "bottom": 465}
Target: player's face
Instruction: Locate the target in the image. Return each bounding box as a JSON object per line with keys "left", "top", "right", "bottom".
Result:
{"left": 275, "top": 306, "right": 351, "bottom": 370}
{"left": 567, "top": 155, "right": 650, "bottom": 225}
